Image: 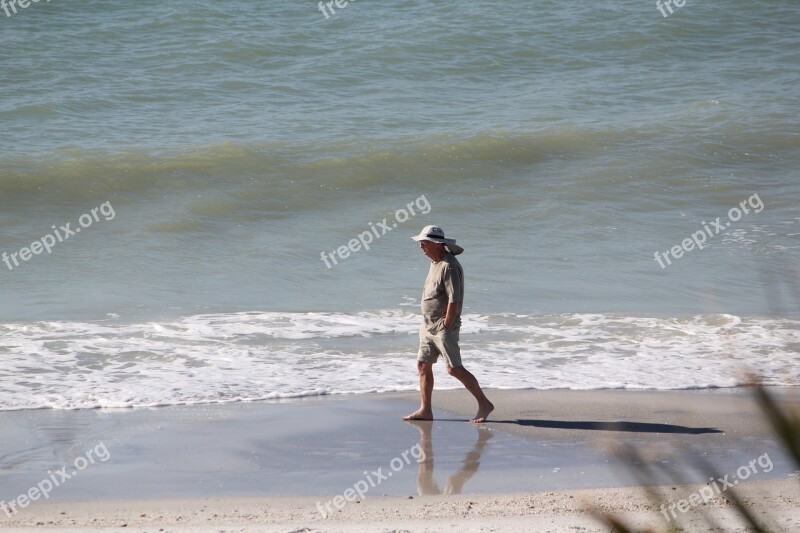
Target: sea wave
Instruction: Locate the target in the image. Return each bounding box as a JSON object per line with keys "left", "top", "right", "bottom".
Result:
{"left": 1, "top": 311, "right": 797, "bottom": 411}
{"left": 2, "top": 126, "right": 797, "bottom": 209}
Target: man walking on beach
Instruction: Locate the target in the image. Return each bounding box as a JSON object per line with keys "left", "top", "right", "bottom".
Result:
{"left": 403, "top": 225, "right": 494, "bottom": 423}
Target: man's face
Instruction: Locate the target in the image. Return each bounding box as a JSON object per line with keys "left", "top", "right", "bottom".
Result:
{"left": 419, "top": 240, "right": 445, "bottom": 260}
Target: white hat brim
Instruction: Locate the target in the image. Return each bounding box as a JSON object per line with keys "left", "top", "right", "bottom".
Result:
{"left": 410, "top": 235, "right": 464, "bottom": 255}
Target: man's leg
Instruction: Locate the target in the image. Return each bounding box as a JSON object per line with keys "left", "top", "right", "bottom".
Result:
{"left": 404, "top": 420, "right": 440, "bottom": 494}
{"left": 447, "top": 365, "right": 494, "bottom": 423}
{"left": 404, "top": 361, "right": 435, "bottom": 420}
{"left": 444, "top": 424, "right": 493, "bottom": 494}
{"left": 437, "top": 326, "right": 494, "bottom": 423}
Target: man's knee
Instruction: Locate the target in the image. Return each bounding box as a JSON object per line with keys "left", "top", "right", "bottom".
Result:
{"left": 417, "top": 361, "right": 433, "bottom": 375}
{"left": 446, "top": 365, "right": 464, "bottom": 377}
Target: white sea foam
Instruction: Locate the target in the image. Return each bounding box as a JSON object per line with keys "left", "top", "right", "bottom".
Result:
{"left": 0, "top": 312, "right": 798, "bottom": 411}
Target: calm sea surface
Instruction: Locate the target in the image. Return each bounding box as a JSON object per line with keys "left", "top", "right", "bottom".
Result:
{"left": 1, "top": 0, "right": 798, "bottom": 409}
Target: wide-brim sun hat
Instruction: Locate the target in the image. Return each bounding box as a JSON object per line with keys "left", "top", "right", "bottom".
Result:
{"left": 411, "top": 225, "right": 464, "bottom": 255}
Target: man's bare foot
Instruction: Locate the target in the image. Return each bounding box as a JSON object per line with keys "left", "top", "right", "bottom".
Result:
{"left": 403, "top": 409, "right": 433, "bottom": 421}
{"left": 469, "top": 400, "right": 494, "bottom": 423}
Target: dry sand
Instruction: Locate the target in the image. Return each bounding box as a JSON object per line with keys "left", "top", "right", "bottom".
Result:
{"left": 1, "top": 479, "right": 798, "bottom": 532}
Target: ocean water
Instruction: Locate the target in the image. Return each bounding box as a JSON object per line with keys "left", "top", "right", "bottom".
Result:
{"left": 1, "top": 0, "right": 798, "bottom": 410}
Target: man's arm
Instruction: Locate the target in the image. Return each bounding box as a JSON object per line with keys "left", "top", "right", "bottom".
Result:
{"left": 442, "top": 263, "right": 463, "bottom": 330}
{"left": 443, "top": 301, "right": 460, "bottom": 330}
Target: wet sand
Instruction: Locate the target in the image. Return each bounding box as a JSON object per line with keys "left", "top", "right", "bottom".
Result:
{"left": 0, "top": 387, "right": 798, "bottom": 531}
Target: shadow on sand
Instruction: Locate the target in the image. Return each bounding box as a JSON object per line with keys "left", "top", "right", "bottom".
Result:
{"left": 430, "top": 418, "right": 723, "bottom": 435}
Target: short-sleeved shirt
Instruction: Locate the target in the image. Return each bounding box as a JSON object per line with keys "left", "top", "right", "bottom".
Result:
{"left": 420, "top": 253, "right": 463, "bottom": 328}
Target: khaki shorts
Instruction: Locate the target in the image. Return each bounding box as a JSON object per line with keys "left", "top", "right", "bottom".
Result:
{"left": 417, "top": 321, "right": 462, "bottom": 368}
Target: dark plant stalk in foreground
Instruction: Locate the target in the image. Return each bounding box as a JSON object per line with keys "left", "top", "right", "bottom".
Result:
{"left": 591, "top": 383, "right": 799, "bottom": 532}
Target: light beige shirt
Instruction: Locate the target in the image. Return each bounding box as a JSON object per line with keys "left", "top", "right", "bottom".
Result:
{"left": 421, "top": 253, "right": 463, "bottom": 328}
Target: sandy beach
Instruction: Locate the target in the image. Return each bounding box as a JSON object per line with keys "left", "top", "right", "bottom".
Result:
{"left": 1, "top": 387, "right": 798, "bottom": 532}
{"left": 1, "top": 479, "right": 798, "bottom": 532}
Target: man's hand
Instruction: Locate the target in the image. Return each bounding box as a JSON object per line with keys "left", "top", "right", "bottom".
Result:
{"left": 443, "top": 302, "right": 460, "bottom": 330}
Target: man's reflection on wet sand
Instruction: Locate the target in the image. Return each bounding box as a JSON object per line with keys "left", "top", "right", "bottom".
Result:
{"left": 405, "top": 420, "right": 493, "bottom": 495}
